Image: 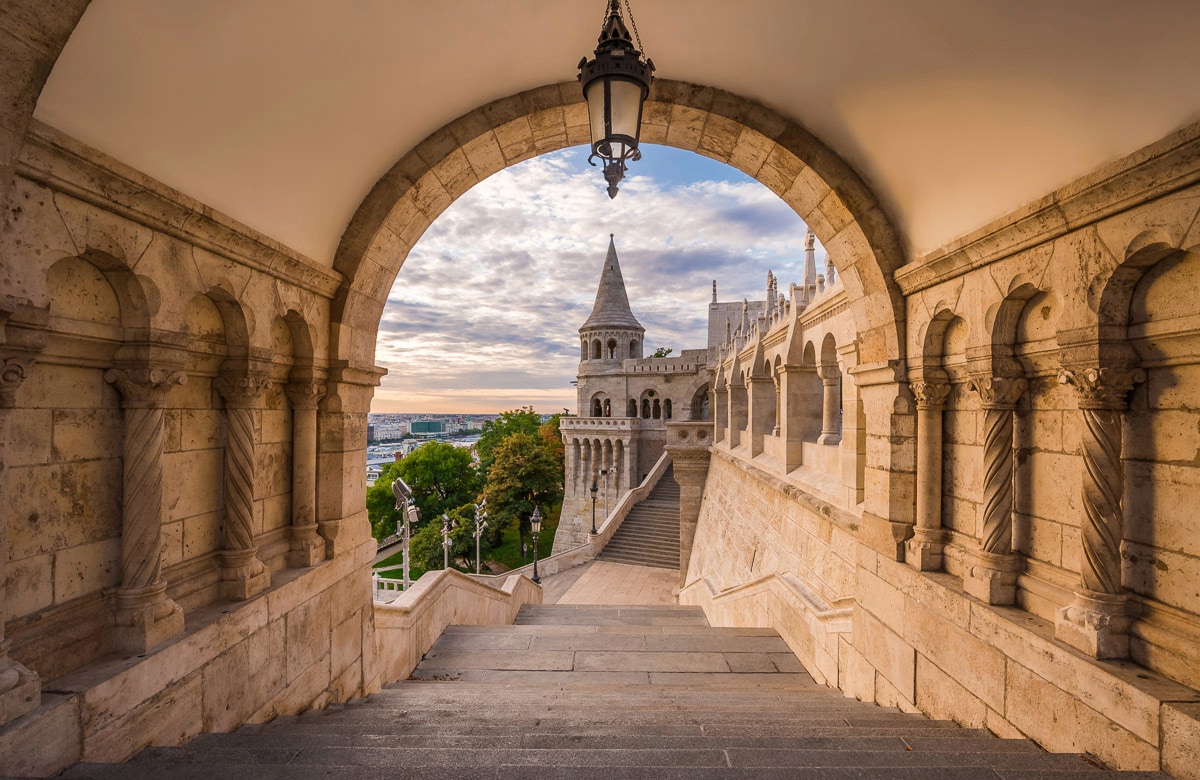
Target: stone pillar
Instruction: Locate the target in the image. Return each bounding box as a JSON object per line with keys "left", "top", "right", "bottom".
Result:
{"left": 285, "top": 381, "right": 327, "bottom": 568}
{"left": 1054, "top": 366, "right": 1145, "bottom": 659}
{"left": 712, "top": 383, "right": 728, "bottom": 443}
{"left": 666, "top": 421, "right": 714, "bottom": 588}
{"left": 214, "top": 374, "right": 272, "bottom": 600}
{"left": 747, "top": 375, "right": 773, "bottom": 456}
{"left": 0, "top": 354, "right": 41, "bottom": 724}
{"left": 777, "top": 364, "right": 805, "bottom": 472}
{"left": 727, "top": 374, "right": 745, "bottom": 449}
{"left": 104, "top": 368, "right": 188, "bottom": 653}
{"left": 906, "top": 381, "right": 951, "bottom": 571}
{"left": 963, "top": 375, "right": 1027, "bottom": 605}
{"left": 817, "top": 362, "right": 841, "bottom": 445}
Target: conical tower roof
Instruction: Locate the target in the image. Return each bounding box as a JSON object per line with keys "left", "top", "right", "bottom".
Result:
{"left": 580, "top": 235, "right": 644, "bottom": 333}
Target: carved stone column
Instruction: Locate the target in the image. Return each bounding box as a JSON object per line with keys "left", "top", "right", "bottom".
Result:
{"left": 665, "top": 421, "right": 714, "bottom": 588}
{"left": 215, "top": 374, "right": 272, "bottom": 600}
{"left": 907, "top": 381, "right": 951, "bottom": 571}
{"left": 0, "top": 354, "right": 41, "bottom": 724}
{"left": 817, "top": 363, "right": 841, "bottom": 445}
{"left": 1055, "top": 366, "right": 1145, "bottom": 659}
{"left": 285, "top": 381, "right": 327, "bottom": 568}
{"left": 747, "top": 375, "right": 773, "bottom": 456}
{"left": 963, "top": 375, "right": 1027, "bottom": 604}
{"left": 104, "top": 368, "right": 188, "bottom": 653}
{"left": 776, "top": 364, "right": 805, "bottom": 472}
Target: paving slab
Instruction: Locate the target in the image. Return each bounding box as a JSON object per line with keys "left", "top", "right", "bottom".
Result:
{"left": 574, "top": 650, "right": 731, "bottom": 673}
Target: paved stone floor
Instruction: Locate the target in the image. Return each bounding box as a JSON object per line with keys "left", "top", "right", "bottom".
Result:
{"left": 544, "top": 561, "right": 678, "bottom": 606}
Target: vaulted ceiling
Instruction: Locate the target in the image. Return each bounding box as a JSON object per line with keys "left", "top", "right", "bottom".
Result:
{"left": 33, "top": 0, "right": 1200, "bottom": 266}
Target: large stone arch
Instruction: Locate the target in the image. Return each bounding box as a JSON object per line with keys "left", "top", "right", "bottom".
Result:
{"left": 330, "top": 79, "right": 907, "bottom": 372}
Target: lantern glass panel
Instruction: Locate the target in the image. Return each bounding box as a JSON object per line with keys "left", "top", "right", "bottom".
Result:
{"left": 607, "top": 78, "right": 643, "bottom": 143}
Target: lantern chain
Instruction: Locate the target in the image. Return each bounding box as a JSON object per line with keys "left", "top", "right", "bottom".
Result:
{"left": 623, "top": 0, "right": 645, "bottom": 53}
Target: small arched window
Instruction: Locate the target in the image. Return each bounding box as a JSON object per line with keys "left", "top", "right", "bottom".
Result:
{"left": 627, "top": 399, "right": 637, "bottom": 417}
{"left": 607, "top": 339, "right": 617, "bottom": 359}
{"left": 592, "top": 398, "right": 602, "bottom": 417}
{"left": 652, "top": 399, "right": 661, "bottom": 419}
{"left": 603, "top": 398, "right": 611, "bottom": 417}
{"left": 664, "top": 399, "right": 672, "bottom": 419}
{"left": 641, "top": 399, "right": 651, "bottom": 418}
{"left": 591, "top": 339, "right": 602, "bottom": 360}
{"left": 629, "top": 339, "right": 638, "bottom": 358}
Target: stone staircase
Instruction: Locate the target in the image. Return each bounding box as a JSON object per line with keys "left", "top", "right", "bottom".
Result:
{"left": 55, "top": 604, "right": 1168, "bottom": 778}
{"left": 597, "top": 465, "right": 680, "bottom": 569}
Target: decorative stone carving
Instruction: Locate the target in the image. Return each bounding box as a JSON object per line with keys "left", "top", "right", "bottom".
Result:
{"left": 104, "top": 368, "right": 187, "bottom": 653}
{"left": 907, "top": 381, "right": 951, "bottom": 571}
{"left": 1054, "top": 366, "right": 1146, "bottom": 659}
{"left": 215, "top": 374, "right": 272, "bottom": 600}
{"left": 285, "top": 381, "right": 328, "bottom": 567}
{"left": 0, "top": 356, "right": 34, "bottom": 407}
{"left": 963, "top": 375, "right": 1027, "bottom": 604}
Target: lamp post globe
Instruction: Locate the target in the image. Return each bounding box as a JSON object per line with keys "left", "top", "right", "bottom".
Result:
{"left": 577, "top": 0, "right": 654, "bottom": 199}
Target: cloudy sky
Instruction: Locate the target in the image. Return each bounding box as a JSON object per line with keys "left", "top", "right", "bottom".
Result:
{"left": 372, "top": 145, "right": 816, "bottom": 414}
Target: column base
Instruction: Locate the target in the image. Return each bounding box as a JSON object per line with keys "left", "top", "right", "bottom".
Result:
{"left": 1055, "top": 589, "right": 1136, "bottom": 660}
{"left": 860, "top": 512, "right": 910, "bottom": 561}
{"left": 288, "top": 524, "right": 326, "bottom": 568}
{"left": 817, "top": 433, "right": 841, "bottom": 445}
{"left": 905, "top": 528, "right": 946, "bottom": 572}
{"left": 0, "top": 648, "right": 40, "bottom": 726}
{"left": 112, "top": 581, "right": 185, "bottom": 654}
{"left": 219, "top": 548, "right": 271, "bottom": 601}
{"left": 963, "top": 550, "right": 1021, "bottom": 605}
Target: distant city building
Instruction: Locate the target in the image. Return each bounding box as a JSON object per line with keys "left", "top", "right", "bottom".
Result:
{"left": 411, "top": 420, "right": 444, "bottom": 435}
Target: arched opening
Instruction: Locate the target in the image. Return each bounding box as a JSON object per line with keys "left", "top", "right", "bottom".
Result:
{"left": 591, "top": 339, "right": 602, "bottom": 360}
{"left": 606, "top": 339, "right": 617, "bottom": 360}
{"left": 627, "top": 399, "right": 637, "bottom": 417}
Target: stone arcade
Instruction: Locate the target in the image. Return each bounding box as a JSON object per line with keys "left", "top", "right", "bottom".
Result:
{"left": 1, "top": 3, "right": 1199, "bottom": 777}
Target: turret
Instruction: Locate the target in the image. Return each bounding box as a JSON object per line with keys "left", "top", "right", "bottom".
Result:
{"left": 578, "top": 235, "right": 645, "bottom": 367}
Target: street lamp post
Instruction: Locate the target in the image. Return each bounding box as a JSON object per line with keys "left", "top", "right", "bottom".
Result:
{"left": 590, "top": 479, "right": 599, "bottom": 535}
{"left": 600, "top": 467, "right": 611, "bottom": 519}
{"left": 473, "top": 500, "right": 489, "bottom": 575}
{"left": 441, "top": 513, "right": 457, "bottom": 570}
{"left": 530, "top": 506, "right": 543, "bottom": 584}
{"left": 391, "top": 478, "right": 418, "bottom": 590}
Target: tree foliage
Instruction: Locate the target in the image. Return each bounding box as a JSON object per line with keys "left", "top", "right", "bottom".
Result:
{"left": 475, "top": 406, "right": 542, "bottom": 476}
{"left": 365, "top": 461, "right": 404, "bottom": 540}
{"left": 651, "top": 347, "right": 674, "bottom": 357}
{"left": 481, "top": 431, "right": 564, "bottom": 546}
{"left": 394, "top": 441, "right": 481, "bottom": 521}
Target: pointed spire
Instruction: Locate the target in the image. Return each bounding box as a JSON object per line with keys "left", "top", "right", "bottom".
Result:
{"left": 580, "top": 235, "right": 644, "bottom": 333}
{"left": 803, "top": 229, "right": 817, "bottom": 288}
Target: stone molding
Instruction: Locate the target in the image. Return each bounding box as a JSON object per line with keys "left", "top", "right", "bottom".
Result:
{"left": 17, "top": 121, "right": 343, "bottom": 298}
{"left": 284, "top": 381, "right": 328, "bottom": 410}
{"left": 967, "top": 375, "right": 1027, "bottom": 410}
{"left": 1058, "top": 366, "right": 1146, "bottom": 411}
{"left": 214, "top": 374, "right": 273, "bottom": 409}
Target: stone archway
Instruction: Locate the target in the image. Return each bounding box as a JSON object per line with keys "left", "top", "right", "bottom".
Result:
{"left": 330, "top": 79, "right": 907, "bottom": 373}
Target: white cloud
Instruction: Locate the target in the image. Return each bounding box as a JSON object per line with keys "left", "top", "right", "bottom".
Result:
{"left": 372, "top": 147, "right": 813, "bottom": 414}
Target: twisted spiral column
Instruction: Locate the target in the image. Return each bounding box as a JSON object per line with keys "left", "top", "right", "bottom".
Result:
{"left": 1054, "top": 366, "right": 1145, "bottom": 659}
{"left": 963, "top": 375, "right": 1027, "bottom": 604}
{"left": 285, "top": 382, "right": 327, "bottom": 567}
{"left": 0, "top": 354, "right": 42, "bottom": 722}
{"left": 105, "top": 367, "right": 187, "bottom": 653}
{"left": 906, "top": 381, "right": 951, "bottom": 571}
{"left": 215, "top": 374, "right": 272, "bottom": 600}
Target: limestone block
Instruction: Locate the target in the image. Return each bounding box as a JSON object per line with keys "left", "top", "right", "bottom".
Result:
{"left": 855, "top": 566, "right": 905, "bottom": 628}
{"left": 181, "top": 510, "right": 222, "bottom": 560}
{"left": 179, "top": 408, "right": 223, "bottom": 450}
{"left": 160, "top": 519, "right": 184, "bottom": 568}
{"left": 1126, "top": 472, "right": 1200, "bottom": 551}
{"left": 0, "top": 179, "right": 79, "bottom": 303}
{"left": 54, "top": 537, "right": 120, "bottom": 604}
{"left": 1014, "top": 513, "right": 1063, "bottom": 568}
{"left": 256, "top": 441, "right": 291, "bottom": 498}
{"left": 286, "top": 591, "right": 331, "bottom": 683}
{"left": 1123, "top": 541, "right": 1200, "bottom": 611}
{"left": 874, "top": 671, "right": 919, "bottom": 713}
{"left": 6, "top": 408, "right": 51, "bottom": 465}
{"left": 903, "top": 599, "right": 1005, "bottom": 711}
{"left": 1163, "top": 702, "right": 1200, "bottom": 780}
{"left": 83, "top": 671, "right": 203, "bottom": 763}
{"left": 7, "top": 459, "right": 122, "bottom": 559}
{"left": 1125, "top": 409, "right": 1200, "bottom": 462}
{"left": 838, "top": 635, "right": 875, "bottom": 702}
{"left": 163, "top": 449, "right": 225, "bottom": 521}
{"left": 330, "top": 612, "right": 362, "bottom": 678}
{"left": 1144, "top": 363, "right": 1200, "bottom": 411}
{"left": 161, "top": 408, "right": 183, "bottom": 453}
{"left": 17, "top": 362, "right": 110, "bottom": 410}
{"left": 1029, "top": 409, "right": 1063, "bottom": 453}
{"left": 0, "top": 696, "right": 81, "bottom": 778}
{"left": 853, "top": 608, "right": 915, "bottom": 700}
{"left": 915, "top": 653, "right": 988, "bottom": 728}
{"left": 261, "top": 492, "right": 290, "bottom": 533}
{"left": 5, "top": 551, "right": 52, "bottom": 619}
{"left": 49, "top": 408, "right": 121, "bottom": 462}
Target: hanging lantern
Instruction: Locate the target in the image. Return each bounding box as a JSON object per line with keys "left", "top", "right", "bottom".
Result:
{"left": 578, "top": 0, "right": 655, "bottom": 199}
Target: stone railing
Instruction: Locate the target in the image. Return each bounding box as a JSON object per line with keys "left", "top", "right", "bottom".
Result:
{"left": 589, "top": 450, "right": 673, "bottom": 555}
{"left": 679, "top": 571, "right": 853, "bottom": 688}
{"left": 371, "top": 569, "right": 406, "bottom": 600}
{"left": 373, "top": 568, "right": 542, "bottom": 685}
{"left": 561, "top": 417, "right": 642, "bottom": 434}
{"left": 469, "top": 542, "right": 596, "bottom": 586}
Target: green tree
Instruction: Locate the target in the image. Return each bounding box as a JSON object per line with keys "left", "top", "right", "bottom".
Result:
{"left": 476, "top": 406, "right": 542, "bottom": 475}
{"left": 365, "top": 461, "right": 404, "bottom": 540}
{"left": 538, "top": 413, "right": 565, "bottom": 475}
{"left": 395, "top": 441, "right": 481, "bottom": 521}
{"left": 409, "top": 505, "right": 475, "bottom": 571}
{"left": 481, "top": 431, "right": 564, "bottom": 549}
{"left": 651, "top": 347, "right": 674, "bottom": 357}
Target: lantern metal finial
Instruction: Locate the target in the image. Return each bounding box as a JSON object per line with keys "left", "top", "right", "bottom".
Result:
{"left": 578, "top": 0, "right": 654, "bottom": 199}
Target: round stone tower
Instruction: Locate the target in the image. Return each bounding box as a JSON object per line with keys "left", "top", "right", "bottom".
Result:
{"left": 578, "top": 235, "right": 644, "bottom": 417}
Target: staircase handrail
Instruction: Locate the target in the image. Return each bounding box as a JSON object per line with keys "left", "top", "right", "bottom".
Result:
{"left": 590, "top": 450, "right": 673, "bottom": 556}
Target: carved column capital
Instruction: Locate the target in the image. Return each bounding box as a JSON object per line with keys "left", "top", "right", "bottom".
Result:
{"left": 0, "top": 356, "right": 35, "bottom": 408}
{"left": 105, "top": 368, "right": 186, "bottom": 409}
{"left": 967, "top": 375, "right": 1027, "bottom": 410}
{"left": 909, "top": 381, "right": 951, "bottom": 411}
{"left": 215, "top": 373, "right": 273, "bottom": 409}
{"left": 1058, "top": 366, "right": 1146, "bottom": 411}
{"left": 817, "top": 362, "right": 840, "bottom": 382}
{"left": 284, "top": 381, "right": 328, "bottom": 410}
